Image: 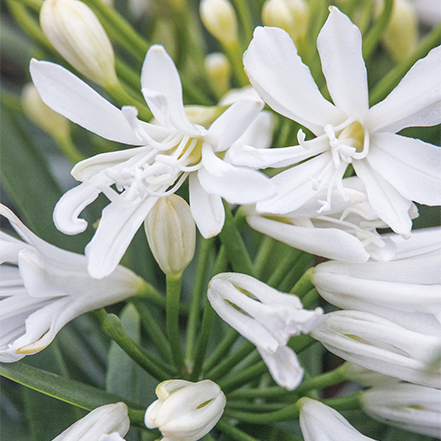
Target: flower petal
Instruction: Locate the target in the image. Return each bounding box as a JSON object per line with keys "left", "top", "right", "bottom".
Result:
{"left": 317, "top": 7, "right": 369, "bottom": 117}
{"left": 243, "top": 26, "right": 344, "bottom": 135}
{"left": 366, "top": 45, "right": 441, "bottom": 133}
{"left": 30, "top": 60, "right": 142, "bottom": 144}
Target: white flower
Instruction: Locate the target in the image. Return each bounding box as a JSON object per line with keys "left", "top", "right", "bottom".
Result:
{"left": 145, "top": 379, "right": 226, "bottom": 441}
{"left": 311, "top": 310, "right": 441, "bottom": 388}
{"left": 207, "top": 272, "right": 323, "bottom": 389}
{"left": 361, "top": 383, "right": 441, "bottom": 438}
{"left": 312, "top": 226, "right": 441, "bottom": 335}
{"left": 299, "top": 398, "right": 377, "bottom": 441}
{"left": 246, "top": 176, "right": 411, "bottom": 263}
{"left": 30, "top": 45, "right": 274, "bottom": 278}
{"left": 0, "top": 204, "right": 144, "bottom": 362}
{"left": 242, "top": 7, "right": 441, "bottom": 237}
{"left": 52, "top": 402, "right": 129, "bottom": 441}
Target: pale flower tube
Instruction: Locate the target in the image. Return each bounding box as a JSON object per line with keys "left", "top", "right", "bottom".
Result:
{"left": 361, "top": 383, "right": 441, "bottom": 438}
{"left": 52, "top": 402, "right": 129, "bottom": 440}
{"left": 208, "top": 272, "right": 323, "bottom": 389}
{"left": 0, "top": 204, "right": 145, "bottom": 362}
{"left": 299, "top": 398, "right": 377, "bottom": 441}
{"left": 145, "top": 379, "right": 226, "bottom": 441}
{"left": 311, "top": 310, "right": 441, "bottom": 388}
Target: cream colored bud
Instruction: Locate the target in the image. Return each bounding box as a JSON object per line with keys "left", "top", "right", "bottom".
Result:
{"left": 262, "top": 0, "right": 309, "bottom": 45}
{"left": 21, "top": 82, "right": 70, "bottom": 140}
{"left": 205, "top": 52, "right": 231, "bottom": 95}
{"left": 144, "top": 195, "right": 196, "bottom": 275}
{"left": 200, "top": 0, "right": 238, "bottom": 46}
{"left": 40, "top": 0, "right": 118, "bottom": 87}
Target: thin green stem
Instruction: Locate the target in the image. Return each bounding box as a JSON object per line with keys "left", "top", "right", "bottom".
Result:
{"left": 216, "top": 420, "right": 260, "bottom": 441}
{"left": 227, "top": 401, "right": 286, "bottom": 412}
{"left": 220, "top": 361, "right": 267, "bottom": 394}
{"left": 254, "top": 235, "right": 276, "bottom": 278}
{"left": 56, "top": 135, "right": 85, "bottom": 164}
{"left": 166, "top": 273, "right": 186, "bottom": 375}
{"left": 203, "top": 329, "right": 239, "bottom": 374}
{"left": 231, "top": 0, "right": 254, "bottom": 48}
{"left": 322, "top": 391, "right": 362, "bottom": 411}
{"left": 300, "top": 288, "right": 320, "bottom": 309}
{"left": 136, "top": 280, "right": 167, "bottom": 308}
{"left": 289, "top": 267, "right": 314, "bottom": 297}
{"left": 279, "top": 253, "right": 313, "bottom": 293}
{"left": 266, "top": 248, "right": 302, "bottom": 289}
{"left": 115, "top": 58, "right": 141, "bottom": 92}
{"left": 223, "top": 40, "right": 250, "bottom": 87}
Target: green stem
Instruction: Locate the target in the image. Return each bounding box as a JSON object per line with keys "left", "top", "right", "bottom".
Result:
{"left": 56, "top": 135, "right": 85, "bottom": 164}
{"left": 362, "top": 0, "right": 394, "bottom": 60}
{"left": 203, "top": 328, "right": 239, "bottom": 374}
{"left": 115, "top": 57, "right": 141, "bottom": 92}
{"left": 166, "top": 273, "right": 186, "bottom": 375}
{"left": 321, "top": 391, "right": 362, "bottom": 411}
{"left": 266, "top": 248, "right": 303, "bottom": 289}
{"left": 220, "top": 361, "right": 267, "bottom": 394}
{"left": 290, "top": 267, "right": 314, "bottom": 297}
{"left": 279, "top": 253, "right": 313, "bottom": 293}
{"left": 295, "top": 363, "right": 349, "bottom": 394}
{"left": 185, "top": 237, "right": 215, "bottom": 362}
{"left": 216, "top": 420, "right": 260, "bottom": 441}
{"left": 223, "top": 40, "right": 249, "bottom": 87}
{"left": 136, "top": 281, "right": 167, "bottom": 308}
{"left": 213, "top": 245, "right": 229, "bottom": 275}
{"left": 300, "top": 288, "right": 320, "bottom": 309}
{"left": 254, "top": 235, "right": 276, "bottom": 278}
{"left": 227, "top": 401, "right": 286, "bottom": 412}
{"left": 231, "top": 0, "right": 254, "bottom": 48}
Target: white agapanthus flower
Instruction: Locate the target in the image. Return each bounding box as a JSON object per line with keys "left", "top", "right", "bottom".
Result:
{"left": 245, "top": 176, "right": 411, "bottom": 263}
{"left": 52, "top": 402, "right": 129, "bottom": 441}
{"left": 0, "top": 204, "right": 144, "bottom": 362}
{"left": 299, "top": 398, "right": 378, "bottom": 441}
{"left": 311, "top": 310, "right": 441, "bottom": 388}
{"left": 313, "top": 226, "right": 441, "bottom": 335}
{"left": 30, "top": 45, "right": 274, "bottom": 278}
{"left": 361, "top": 383, "right": 441, "bottom": 438}
{"left": 208, "top": 272, "right": 323, "bottom": 390}
{"left": 241, "top": 7, "right": 441, "bottom": 237}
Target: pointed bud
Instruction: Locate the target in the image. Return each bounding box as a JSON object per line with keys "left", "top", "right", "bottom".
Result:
{"left": 205, "top": 52, "right": 231, "bottom": 96}
{"left": 145, "top": 379, "right": 226, "bottom": 441}
{"left": 40, "top": 0, "right": 118, "bottom": 87}
{"left": 144, "top": 195, "right": 196, "bottom": 276}
{"left": 200, "top": 0, "right": 238, "bottom": 46}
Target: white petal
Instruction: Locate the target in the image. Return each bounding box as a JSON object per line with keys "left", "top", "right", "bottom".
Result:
{"left": 188, "top": 173, "right": 224, "bottom": 239}
{"left": 368, "top": 133, "right": 441, "bottom": 205}
{"left": 243, "top": 27, "right": 344, "bottom": 135}
{"left": 140, "top": 45, "right": 198, "bottom": 135}
{"left": 317, "top": 7, "right": 369, "bottom": 117}
{"left": 353, "top": 159, "right": 413, "bottom": 237}
{"left": 30, "top": 60, "right": 142, "bottom": 144}
{"left": 391, "top": 226, "right": 441, "bottom": 260}
{"left": 239, "top": 111, "right": 273, "bottom": 149}
{"left": 366, "top": 46, "right": 441, "bottom": 133}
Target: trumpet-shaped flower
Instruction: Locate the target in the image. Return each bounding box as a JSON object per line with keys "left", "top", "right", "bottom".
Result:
{"left": 242, "top": 7, "right": 441, "bottom": 237}
{"left": 312, "top": 226, "right": 441, "bottom": 335}
{"left": 208, "top": 272, "right": 323, "bottom": 389}
{"left": 311, "top": 310, "right": 441, "bottom": 387}
{"left": 0, "top": 204, "right": 144, "bottom": 362}
{"left": 52, "top": 402, "right": 129, "bottom": 441}
{"left": 361, "top": 383, "right": 441, "bottom": 438}
{"left": 30, "top": 45, "right": 274, "bottom": 278}
{"left": 145, "top": 379, "right": 226, "bottom": 441}
{"left": 299, "top": 398, "right": 378, "bottom": 441}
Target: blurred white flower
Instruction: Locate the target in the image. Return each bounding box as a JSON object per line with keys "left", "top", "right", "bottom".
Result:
{"left": 243, "top": 7, "right": 441, "bottom": 238}
{"left": 0, "top": 204, "right": 144, "bottom": 362}
{"left": 145, "top": 379, "right": 226, "bottom": 441}
{"left": 208, "top": 272, "right": 323, "bottom": 389}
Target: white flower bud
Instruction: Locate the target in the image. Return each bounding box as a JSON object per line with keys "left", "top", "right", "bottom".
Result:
{"left": 200, "top": 0, "right": 238, "bottom": 46}
{"left": 21, "top": 82, "right": 70, "bottom": 141}
{"left": 205, "top": 52, "right": 231, "bottom": 95}
{"left": 52, "top": 402, "right": 129, "bottom": 440}
{"left": 144, "top": 195, "right": 196, "bottom": 276}
{"left": 361, "top": 383, "right": 441, "bottom": 438}
{"left": 262, "top": 0, "right": 309, "bottom": 45}
{"left": 145, "top": 379, "right": 226, "bottom": 441}
{"left": 40, "top": 0, "right": 118, "bottom": 87}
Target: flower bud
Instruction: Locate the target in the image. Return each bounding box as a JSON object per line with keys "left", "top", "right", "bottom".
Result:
{"left": 145, "top": 379, "right": 226, "bottom": 441}
{"left": 361, "top": 383, "right": 441, "bottom": 438}
{"left": 205, "top": 52, "right": 231, "bottom": 96}
{"left": 144, "top": 195, "right": 196, "bottom": 276}
{"left": 40, "top": 0, "right": 118, "bottom": 87}
{"left": 262, "top": 0, "right": 309, "bottom": 45}
{"left": 200, "top": 0, "right": 238, "bottom": 46}
{"left": 52, "top": 402, "right": 129, "bottom": 440}
{"left": 21, "top": 82, "right": 70, "bottom": 141}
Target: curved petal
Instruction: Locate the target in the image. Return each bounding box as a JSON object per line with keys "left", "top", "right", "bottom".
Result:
{"left": 85, "top": 196, "right": 158, "bottom": 279}
{"left": 243, "top": 27, "right": 344, "bottom": 135}
{"left": 366, "top": 46, "right": 441, "bottom": 133}
{"left": 141, "top": 45, "right": 198, "bottom": 135}
{"left": 368, "top": 133, "right": 441, "bottom": 205}
{"left": 30, "top": 60, "right": 143, "bottom": 145}
{"left": 239, "top": 111, "right": 274, "bottom": 149}
{"left": 353, "top": 159, "right": 413, "bottom": 237}
{"left": 391, "top": 226, "right": 441, "bottom": 260}
{"left": 317, "top": 7, "right": 369, "bottom": 117}
{"left": 189, "top": 173, "right": 224, "bottom": 239}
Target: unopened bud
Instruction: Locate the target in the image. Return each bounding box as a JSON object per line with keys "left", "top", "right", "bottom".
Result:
{"left": 205, "top": 52, "right": 231, "bottom": 96}
{"left": 21, "top": 82, "right": 70, "bottom": 141}
{"left": 262, "top": 0, "right": 309, "bottom": 45}
{"left": 144, "top": 195, "right": 196, "bottom": 276}
{"left": 200, "top": 0, "right": 238, "bottom": 46}
{"left": 40, "top": 0, "right": 118, "bottom": 87}
{"left": 145, "top": 379, "right": 226, "bottom": 441}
